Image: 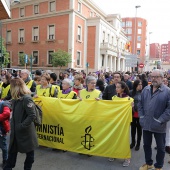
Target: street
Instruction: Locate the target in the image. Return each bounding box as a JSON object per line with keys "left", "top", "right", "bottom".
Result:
{"left": 4, "top": 140, "right": 170, "bottom": 170}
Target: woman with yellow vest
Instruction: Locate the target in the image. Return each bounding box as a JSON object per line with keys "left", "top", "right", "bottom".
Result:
{"left": 79, "top": 76, "right": 102, "bottom": 100}
{"left": 58, "top": 79, "right": 77, "bottom": 99}
{"left": 0, "top": 75, "right": 11, "bottom": 100}
{"left": 34, "top": 73, "right": 58, "bottom": 98}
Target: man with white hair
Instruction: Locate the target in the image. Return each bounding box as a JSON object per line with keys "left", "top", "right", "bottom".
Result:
{"left": 20, "top": 69, "right": 36, "bottom": 93}
{"left": 138, "top": 69, "right": 170, "bottom": 170}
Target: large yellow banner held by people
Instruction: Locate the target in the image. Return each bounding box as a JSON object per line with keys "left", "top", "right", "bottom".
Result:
{"left": 35, "top": 97, "right": 132, "bottom": 159}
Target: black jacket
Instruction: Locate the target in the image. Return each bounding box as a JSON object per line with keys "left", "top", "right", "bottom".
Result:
{"left": 102, "top": 84, "right": 116, "bottom": 100}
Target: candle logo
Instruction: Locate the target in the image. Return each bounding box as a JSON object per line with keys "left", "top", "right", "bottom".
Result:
{"left": 81, "top": 126, "right": 95, "bottom": 150}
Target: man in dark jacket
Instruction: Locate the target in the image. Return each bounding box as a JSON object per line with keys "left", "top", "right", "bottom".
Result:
{"left": 0, "top": 101, "right": 11, "bottom": 166}
{"left": 138, "top": 69, "right": 170, "bottom": 170}
{"left": 102, "top": 72, "right": 121, "bottom": 100}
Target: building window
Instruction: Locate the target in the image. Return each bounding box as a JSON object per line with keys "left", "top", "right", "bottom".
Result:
{"left": 137, "top": 36, "right": 141, "bottom": 41}
{"left": 77, "top": 51, "right": 81, "bottom": 66}
{"left": 102, "top": 55, "right": 104, "bottom": 67}
{"left": 126, "top": 28, "right": 132, "bottom": 34}
{"left": 33, "top": 27, "right": 39, "bottom": 41}
{"left": 137, "top": 50, "right": 140, "bottom": 55}
{"left": 137, "top": 43, "right": 141, "bottom": 48}
{"left": 138, "top": 29, "right": 142, "bottom": 34}
{"left": 19, "top": 51, "right": 24, "bottom": 64}
{"left": 127, "top": 36, "right": 131, "bottom": 41}
{"left": 20, "top": 8, "right": 25, "bottom": 17}
{"left": 7, "top": 30, "right": 12, "bottom": 43}
{"left": 19, "top": 29, "right": 24, "bottom": 42}
{"left": 49, "top": 1, "right": 56, "bottom": 12}
{"left": 48, "top": 25, "right": 55, "bottom": 40}
{"left": 34, "top": 5, "right": 39, "bottom": 14}
{"left": 77, "top": 26, "right": 82, "bottom": 41}
{"left": 48, "top": 51, "right": 54, "bottom": 64}
{"left": 107, "top": 34, "right": 110, "bottom": 43}
{"left": 121, "top": 22, "right": 125, "bottom": 27}
{"left": 32, "top": 51, "right": 38, "bottom": 64}
{"left": 78, "top": 2, "right": 82, "bottom": 13}
{"left": 138, "top": 22, "right": 142, "bottom": 27}
{"left": 103, "top": 31, "right": 105, "bottom": 43}
{"left": 126, "top": 21, "right": 132, "bottom": 27}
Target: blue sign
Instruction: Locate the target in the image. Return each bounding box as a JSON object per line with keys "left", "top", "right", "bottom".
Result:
{"left": 25, "top": 54, "right": 28, "bottom": 63}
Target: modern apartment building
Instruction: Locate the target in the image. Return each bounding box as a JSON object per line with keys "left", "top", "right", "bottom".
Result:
{"left": 149, "top": 43, "right": 161, "bottom": 59}
{"left": 122, "top": 17, "right": 147, "bottom": 63}
{"left": 2, "top": 0, "right": 130, "bottom": 72}
{"left": 161, "top": 42, "right": 170, "bottom": 62}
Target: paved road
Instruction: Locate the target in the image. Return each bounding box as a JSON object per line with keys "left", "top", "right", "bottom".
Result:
{"left": 4, "top": 140, "right": 169, "bottom": 170}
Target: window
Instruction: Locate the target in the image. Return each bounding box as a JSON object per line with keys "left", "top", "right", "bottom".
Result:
{"left": 137, "top": 50, "right": 140, "bottom": 55}
{"left": 121, "top": 22, "right": 125, "bottom": 27}
{"left": 126, "top": 21, "right": 132, "bottom": 27}
{"left": 34, "top": 5, "right": 39, "bottom": 14}
{"left": 78, "top": 2, "right": 81, "bottom": 13}
{"left": 137, "top": 43, "right": 141, "bottom": 48}
{"left": 19, "top": 52, "right": 24, "bottom": 64}
{"left": 138, "top": 29, "right": 142, "bottom": 34}
{"left": 126, "top": 28, "right": 132, "bottom": 34}
{"left": 48, "top": 25, "right": 55, "bottom": 40}
{"left": 32, "top": 51, "right": 38, "bottom": 64}
{"left": 103, "top": 31, "right": 105, "bottom": 43}
{"left": 138, "top": 22, "right": 142, "bottom": 27}
{"left": 33, "top": 27, "right": 39, "bottom": 41}
{"left": 49, "top": 1, "right": 55, "bottom": 12}
{"left": 127, "top": 36, "right": 131, "bottom": 41}
{"left": 48, "top": 51, "right": 54, "bottom": 64}
{"left": 20, "top": 8, "right": 25, "bottom": 17}
{"left": 19, "top": 29, "right": 24, "bottom": 42}
{"left": 77, "top": 26, "right": 82, "bottom": 41}
{"left": 108, "top": 34, "right": 110, "bottom": 43}
{"left": 137, "top": 36, "right": 141, "bottom": 41}
{"left": 102, "top": 55, "right": 104, "bottom": 67}
{"left": 7, "top": 30, "right": 12, "bottom": 43}
{"left": 77, "top": 51, "right": 81, "bottom": 65}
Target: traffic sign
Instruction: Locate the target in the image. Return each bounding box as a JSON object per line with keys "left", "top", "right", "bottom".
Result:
{"left": 25, "top": 54, "right": 28, "bottom": 64}
{"left": 138, "top": 63, "right": 144, "bottom": 68}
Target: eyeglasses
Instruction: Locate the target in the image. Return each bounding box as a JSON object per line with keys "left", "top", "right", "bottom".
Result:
{"left": 150, "top": 76, "right": 161, "bottom": 79}
{"left": 90, "top": 82, "right": 96, "bottom": 85}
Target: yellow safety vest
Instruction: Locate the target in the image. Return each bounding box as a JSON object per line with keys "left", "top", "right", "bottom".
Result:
{"left": 0, "top": 82, "right": 3, "bottom": 88}
{"left": 58, "top": 91, "right": 76, "bottom": 99}
{"left": 1, "top": 84, "right": 10, "bottom": 99}
{"left": 36, "top": 85, "right": 56, "bottom": 97}
{"left": 26, "top": 80, "right": 34, "bottom": 90}
{"left": 79, "top": 89, "right": 101, "bottom": 99}
{"left": 53, "top": 85, "right": 60, "bottom": 92}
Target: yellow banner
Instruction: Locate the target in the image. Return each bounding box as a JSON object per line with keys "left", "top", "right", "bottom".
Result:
{"left": 35, "top": 97, "right": 133, "bottom": 159}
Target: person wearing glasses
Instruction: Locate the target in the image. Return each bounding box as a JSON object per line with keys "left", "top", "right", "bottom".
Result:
{"left": 102, "top": 72, "right": 121, "bottom": 100}
{"left": 129, "top": 80, "right": 143, "bottom": 151}
{"left": 138, "top": 69, "right": 170, "bottom": 170}
{"left": 34, "top": 73, "right": 58, "bottom": 98}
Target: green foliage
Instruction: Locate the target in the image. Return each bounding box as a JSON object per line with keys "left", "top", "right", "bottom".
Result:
{"left": 19, "top": 53, "right": 30, "bottom": 66}
{"left": 51, "top": 49, "right": 72, "bottom": 69}
{"left": 0, "top": 38, "right": 10, "bottom": 67}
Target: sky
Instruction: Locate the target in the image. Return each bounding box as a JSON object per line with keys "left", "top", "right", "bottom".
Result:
{"left": 92, "top": 0, "right": 170, "bottom": 45}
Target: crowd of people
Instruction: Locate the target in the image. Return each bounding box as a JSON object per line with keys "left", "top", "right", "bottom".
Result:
{"left": 0, "top": 68, "right": 170, "bottom": 170}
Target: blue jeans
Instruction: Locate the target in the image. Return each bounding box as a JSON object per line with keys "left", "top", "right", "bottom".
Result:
{"left": 3, "top": 150, "right": 34, "bottom": 170}
{"left": 0, "top": 135, "right": 8, "bottom": 161}
{"left": 143, "top": 130, "right": 166, "bottom": 168}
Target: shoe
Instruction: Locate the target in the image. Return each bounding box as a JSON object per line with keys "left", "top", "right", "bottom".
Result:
{"left": 130, "top": 143, "right": 135, "bottom": 149}
{"left": 165, "top": 146, "right": 170, "bottom": 154}
{"left": 123, "top": 159, "right": 130, "bottom": 167}
{"left": 155, "top": 169, "right": 162, "bottom": 170}
{"left": 135, "top": 145, "right": 140, "bottom": 151}
{"left": 108, "top": 158, "right": 115, "bottom": 162}
{"left": 139, "top": 164, "right": 154, "bottom": 170}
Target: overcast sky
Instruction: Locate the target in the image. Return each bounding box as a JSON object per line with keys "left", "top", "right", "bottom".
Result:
{"left": 92, "top": 0, "right": 170, "bottom": 45}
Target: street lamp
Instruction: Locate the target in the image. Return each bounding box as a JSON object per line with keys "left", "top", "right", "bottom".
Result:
{"left": 134, "top": 5, "right": 141, "bottom": 72}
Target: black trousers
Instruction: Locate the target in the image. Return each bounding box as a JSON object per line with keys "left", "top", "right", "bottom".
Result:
{"left": 3, "top": 150, "right": 34, "bottom": 170}
{"left": 131, "top": 117, "right": 142, "bottom": 146}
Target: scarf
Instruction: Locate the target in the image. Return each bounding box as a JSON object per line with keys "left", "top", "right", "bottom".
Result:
{"left": 73, "top": 84, "right": 83, "bottom": 90}
{"left": 62, "top": 88, "right": 71, "bottom": 94}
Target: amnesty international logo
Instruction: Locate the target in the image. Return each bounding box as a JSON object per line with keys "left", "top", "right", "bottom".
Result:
{"left": 81, "top": 126, "right": 95, "bottom": 150}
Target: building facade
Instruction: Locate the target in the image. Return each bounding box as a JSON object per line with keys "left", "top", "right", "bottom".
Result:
{"left": 150, "top": 43, "right": 161, "bottom": 59}
{"left": 0, "top": 0, "right": 11, "bottom": 19}
{"left": 161, "top": 42, "right": 170, "bottom": 63}
{"left": 122, "top": 17, "right": 147, "bottom": 63}
{"left": 2, "top": 0, "right": 130, "bottom": 72}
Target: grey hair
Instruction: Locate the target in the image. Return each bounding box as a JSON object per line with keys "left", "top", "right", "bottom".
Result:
{"left": 85, "top": 76, "right": 96, "bottom": 85}
{"left": 62, "top": 78, "right": 73, "bottom": 87}
{"left": 152, "top": 69, "right": 164, "bottom": 77}
{"left": 21, "top": 69, "right": 30, "bottom": 75}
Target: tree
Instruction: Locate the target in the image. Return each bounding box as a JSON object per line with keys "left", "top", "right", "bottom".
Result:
{"left": 0, "top": 38, "right": 10, "bottom": 67}
{"left": 19, "top": 53, "right": 30, "bottom": 66}
{"left": 51, "top": 49, "right": 72, "bottom": 70}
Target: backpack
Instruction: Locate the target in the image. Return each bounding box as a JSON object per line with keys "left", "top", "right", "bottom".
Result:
{"left": 33, "top": 101, "right": 42, "bottom": 126}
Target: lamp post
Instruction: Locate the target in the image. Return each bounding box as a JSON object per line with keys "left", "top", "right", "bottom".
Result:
{"left": 134, "top": 5, "right": 141, "bottom": 72}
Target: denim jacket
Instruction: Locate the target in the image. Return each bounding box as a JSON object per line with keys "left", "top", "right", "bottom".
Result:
{"left": 138, "top": 84, "right": 170, "bottom": 133}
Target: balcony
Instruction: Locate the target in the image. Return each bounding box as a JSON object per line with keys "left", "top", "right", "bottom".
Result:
{"left": 0, "top": 0, "right": 11, "bottom": 19}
